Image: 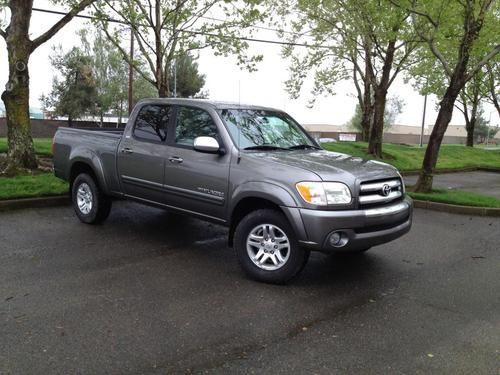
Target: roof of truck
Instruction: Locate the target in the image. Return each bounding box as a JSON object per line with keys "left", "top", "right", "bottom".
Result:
{"left": 135, "top": 98, "right": 282, "bottom": 112}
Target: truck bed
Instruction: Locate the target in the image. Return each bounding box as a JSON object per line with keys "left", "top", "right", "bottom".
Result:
{"left": 53, "top": 127, "right": 124, "bottom": 193}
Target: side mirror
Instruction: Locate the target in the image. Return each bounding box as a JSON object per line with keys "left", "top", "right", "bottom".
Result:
{"left": 193, "top": 136, "right": 221, "bottom": 154}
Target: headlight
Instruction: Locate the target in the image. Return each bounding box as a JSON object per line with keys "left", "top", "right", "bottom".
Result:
{"left": 296, "top": 182, "right": 352, "bottom": 206}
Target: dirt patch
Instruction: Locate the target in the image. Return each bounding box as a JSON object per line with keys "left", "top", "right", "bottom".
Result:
{"left": 0, "top": 154, "right": 53, "bottom": 177}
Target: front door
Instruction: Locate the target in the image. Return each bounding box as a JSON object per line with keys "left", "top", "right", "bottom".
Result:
{"left": 117, "top": 104, "right": 172, "bottom": 204}
{"left": 163, "top": 105, "right": 231, "bottom": 220}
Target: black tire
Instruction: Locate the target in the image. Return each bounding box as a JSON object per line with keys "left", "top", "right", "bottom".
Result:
{"left": 71, "top": 173, "right": 112, "bottom": 224}
{"left": 234, "top": 209, "right": 310, "bottom": 284}
{"left": 357, "top": 247, "right": 372, "bottom": 253}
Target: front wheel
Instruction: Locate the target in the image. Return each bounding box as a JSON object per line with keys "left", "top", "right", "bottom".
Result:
{"left": 234, "top": 209, "right": 310, "bottom": 284}
{"left": 72, "top": 173, "right": 112, "bottom": 224}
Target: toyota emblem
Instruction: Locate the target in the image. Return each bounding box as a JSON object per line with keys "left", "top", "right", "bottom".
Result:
{"left": 382, "top": 184, "right": 391, "bottom": 196}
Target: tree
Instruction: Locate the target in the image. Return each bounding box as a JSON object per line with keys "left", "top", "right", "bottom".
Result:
{"left": 79, "top": 28, "right": 204, "bottom": 121}
{"left": 79, "top": 28, "right": 127, "bottom": 124}
{"left": 78, "top": 28, "right": 157, "bottom": 124}
{"left": 170, "top": 53, "right": 205, "bottom": 98}
{"left": 0, "top": 0, "right": 96, "bottom": 174}
{"left": 278, "top": 0, "right": 416, "bottom": 156}
{"left": 94, "top": 0, "right": 264, "bottom": 98}
{"left": 484, "top": 62, "right": 500, "bottom": 118}
{"left": 403, "top": 0, "right": 500, "bottom": 192}
{"left": 474, "top": 112, "right": 498, "bottom": 143}
{"left": 348, "top": 97, "right": 404, "bottom": 132}
{"left": 41, "top": 47, "right": 97, "bottom": 126}
{"left": 454, "top": 70, "right": 489, "bottom": 147}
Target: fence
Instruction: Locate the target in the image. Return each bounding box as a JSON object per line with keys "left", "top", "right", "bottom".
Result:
{"left": 0, "top": 118, "right": 125, "bottom": 138}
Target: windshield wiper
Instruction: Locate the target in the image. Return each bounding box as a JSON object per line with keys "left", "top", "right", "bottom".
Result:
{"left": 243, "top": 145, "right": 287, "bottom": 151}
{"left": 287, "top": 144, "right": 321, "bottom": 150}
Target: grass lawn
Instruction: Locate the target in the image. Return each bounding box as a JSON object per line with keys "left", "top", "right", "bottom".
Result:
{"left": 408, "top": 189, "right": 500, "bottom": 208}
{"left": 0, "top": 138, "right": 53, "bottom": 156}
{"left": 322, "top": 142, "right": 500, "bottom": 172}
{"left": 0, "top": 174, "right": 68, "bottom": 200}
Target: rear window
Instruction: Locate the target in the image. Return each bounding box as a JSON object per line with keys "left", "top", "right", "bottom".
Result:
{"left": 134, "top": 105, "right": 171, "bottom": 142}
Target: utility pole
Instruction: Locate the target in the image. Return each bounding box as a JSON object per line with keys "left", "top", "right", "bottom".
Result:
{"left": 173, "top": 58, "right": 177, "bottom": 98}
{"left": 128, "top": 28, "right": 134, "bottom": 115}
{"left": 486, "top": 111, "right": 492, "bottom": 147}
{"left": 419, "top": 93, "right": 427, "bottom": 147}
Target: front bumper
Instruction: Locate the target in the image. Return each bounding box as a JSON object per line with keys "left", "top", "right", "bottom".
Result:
{"left": 297, "top": 196, "right": 413, "bottom": 252}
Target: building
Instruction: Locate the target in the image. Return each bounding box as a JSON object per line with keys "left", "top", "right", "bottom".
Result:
{"left": 302, "top": 123, "right": 500, "bottom": 144}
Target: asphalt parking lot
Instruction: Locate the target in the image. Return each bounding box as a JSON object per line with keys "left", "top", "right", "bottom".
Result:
{"left": 404, "top": 171, "right": 500, "bottom": 199}
{"left": 0, "top": 203, "right": 499, "bottom": 374}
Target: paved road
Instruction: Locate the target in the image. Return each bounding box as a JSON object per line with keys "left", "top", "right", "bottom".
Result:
{"left": 405, "top": 171, "right": 500, "bottom": 199}
{"left": 0, "top": 203, "right": 499, "bottom": 374}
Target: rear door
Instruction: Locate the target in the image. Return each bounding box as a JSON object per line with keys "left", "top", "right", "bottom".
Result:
{"left": 163, "top": 105, "right": 231, "bottom": 220}
{"left": 117, "top": 104, "right": 172, "bottom": 204}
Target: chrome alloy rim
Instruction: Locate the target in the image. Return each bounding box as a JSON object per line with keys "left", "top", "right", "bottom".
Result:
{"left": 246, "top": 224, "right": 290, "bottom": 271}
{"left": 76, "top": 182, "right": 93, "bottom": 215}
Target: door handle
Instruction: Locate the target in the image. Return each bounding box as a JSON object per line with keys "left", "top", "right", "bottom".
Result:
{"left": 121, "top": 147, "right": 134, "bottom": 154}
{"left": 168, "top": 156, "right": 183, "bottom": 164}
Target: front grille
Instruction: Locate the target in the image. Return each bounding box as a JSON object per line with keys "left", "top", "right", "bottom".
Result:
{"left": 358, "top": 177, "right": 403, "bottom": 206}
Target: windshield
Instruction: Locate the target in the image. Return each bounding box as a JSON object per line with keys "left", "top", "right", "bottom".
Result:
{"left": 218, "top": 109, "right": 318, "bottom": 150}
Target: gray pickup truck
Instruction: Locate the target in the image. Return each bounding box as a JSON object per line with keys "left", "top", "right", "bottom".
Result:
{"left": 53, "top": 98, "right": 413, "bottom": 283}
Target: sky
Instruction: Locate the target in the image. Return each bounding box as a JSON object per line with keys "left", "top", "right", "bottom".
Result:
{"left": 0, "top": 1, "right": 498, "bottom": 127}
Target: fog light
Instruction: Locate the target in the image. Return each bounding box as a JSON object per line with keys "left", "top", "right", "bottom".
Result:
{"left": 330, "top": 232, "right": 342, "bottom": 246}
{"left": 329, "top": 231, "right": 349, "bottom": 248}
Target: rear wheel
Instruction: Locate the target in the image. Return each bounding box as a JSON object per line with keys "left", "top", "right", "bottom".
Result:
{"left": 72, "top": 173, "right": 112, "bottom": 224}
{"left": 234, "top": 209, "right": 309, "bottom": 284}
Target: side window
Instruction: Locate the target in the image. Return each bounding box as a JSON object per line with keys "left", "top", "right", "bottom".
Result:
{"left": 134, "top": 105, "right": 171, "bottom": 142}
{"left": 175, "top": 106, "right": 218, "bottom": 146}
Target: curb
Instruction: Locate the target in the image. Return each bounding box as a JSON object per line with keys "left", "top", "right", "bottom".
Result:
{"left": 413, "top": 199, "right": 500, "bottom": 217}
{"left": 0, "top": 195, "right": 70, "bottom": 212}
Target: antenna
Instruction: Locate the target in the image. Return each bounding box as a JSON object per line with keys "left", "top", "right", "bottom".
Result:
{"left": 237, "top": 80, "right": 241, "bottom": 161}
{"left": 237, "top": 110, "right": 242, "bottom": 162}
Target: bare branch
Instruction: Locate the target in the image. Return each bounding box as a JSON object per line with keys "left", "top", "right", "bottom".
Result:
{"left": 100, "top": 25, "right": 156, "bottom": 87}
{"left": 464, "top": 44, "right": 500, "bottom": 83}
{"left": 31, "top": 0, "right": 95, "bottom": 51}
{"left": 393, "top": 0, "right": 438, "bottom": 27}
{"left": 103, "top": 0, "right": 156, "bottom": 55}
{"left": 352, "top": 61, "right": 364, "bottom": 108}
{"left": 485, "top": 63, "right": 500, "bottom": 117}
{"left": 131, "top": 0, "right": 154, "bottom": 28}
{"left": 132, "top": 27, "right": 157, "bottom": 78}
{"left": 160, "top": 0, "right": 190, "bottom": 30}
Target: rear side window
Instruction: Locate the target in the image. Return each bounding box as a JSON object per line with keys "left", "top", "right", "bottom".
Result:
{"left": 134, "top": 105, "right": 171, "bottom": 142}
{"left": 175, "top": 106, "right": 218, "bottom": 146}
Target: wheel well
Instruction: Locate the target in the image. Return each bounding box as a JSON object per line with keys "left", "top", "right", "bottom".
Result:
{"left": 228, "top": 197, "right": 283, "bottom": 247}
{"left": 69, "top": 162, "right": 97, "bottom": 191}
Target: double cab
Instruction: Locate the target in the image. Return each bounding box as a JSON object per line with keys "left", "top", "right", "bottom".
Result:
{"left": 53, "top": 99, "right": 413, "bottom": 283}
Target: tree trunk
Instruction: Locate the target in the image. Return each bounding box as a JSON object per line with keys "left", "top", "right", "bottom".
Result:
{"left": 68, "top": 114, "right": 73, "bottom": 127}
{"left": 117, "top": 99, "right": 123, "bottom": 128}
{"left": 413, "top": 92, "right": 458, "bottom": 192}
{"left": 157, "top": 74, "right": 170, "bottom": 98}
{"left": 465, "top": 91, "right": 479, "bottom": 147}
{"left": 1, "top": 0, "right": 38, "bottom": 173}
{"left": 367, "top": 40, "right": 396, "bottom": 158}
{"left": 368, "top": 86, "right": 386, "bottom": 158}
{"left": 158, "top": 86, "right": 167, "bottom": 98}
{"left": 360, "top": 78, "right": 373, "bottom": 142}
{"left": 465, "top": 116, "right": 476, "bottom": 147}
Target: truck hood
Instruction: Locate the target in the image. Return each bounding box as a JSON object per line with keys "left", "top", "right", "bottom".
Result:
{"left": 245, "top": 149, "right": 400, "bottom": 184}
